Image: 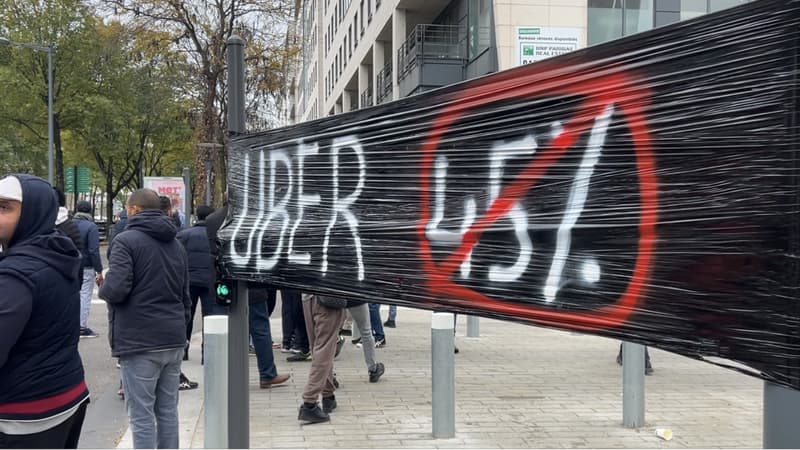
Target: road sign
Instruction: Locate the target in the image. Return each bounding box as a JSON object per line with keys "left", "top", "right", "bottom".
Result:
{"left": 65, "top": 166, "right": 91, "bottom": 193}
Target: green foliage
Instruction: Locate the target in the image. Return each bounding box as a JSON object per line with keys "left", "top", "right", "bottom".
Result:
{"left": 0, "top": 0, "right": 197, "bottom": 210}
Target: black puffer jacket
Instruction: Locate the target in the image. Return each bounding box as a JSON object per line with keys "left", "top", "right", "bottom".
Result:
{"left": 99, "top": 210, "right": 191, "bottom": 357}
{"left": 177, "top": 221, "right": 214, "bottom": 287}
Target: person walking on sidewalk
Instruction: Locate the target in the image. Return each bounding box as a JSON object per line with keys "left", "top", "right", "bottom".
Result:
{"left": 0, "top": 174, "right": 90, "bottom": 448}
{"left": 383, "top": 305, "right": 397, "bottom": 328}
{"left": 73, "top": 200, "right": 103, "bottom": 338}
{"left": 54, "top": 188, "right": 83, "bottom": 270}
{"left": 99, "top": 188, "right": 192, "bottom": 449}
{"left": 368, "top": 303, "right": 387, "bottom": 347}
{"left": 347, "top": 301, "right": 385, "bottom": 382}
{"left": 177, "top": 205, "right": 223, "bottom": 361}
{"left": 298, "top": 294, "right": 347, "bottom": 424}
{"left": 158, "top": 196, "right": 198, "bottom": 390}
{"left": 283, "top": 288, "right": 311, "bottom": 361}
{"left": 249, "top": 283, "right": 291, "bottom": 388}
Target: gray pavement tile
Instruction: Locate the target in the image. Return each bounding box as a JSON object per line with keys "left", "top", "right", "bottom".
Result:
{"left": 126, "top": 305, "right": 767, "bottom": 449}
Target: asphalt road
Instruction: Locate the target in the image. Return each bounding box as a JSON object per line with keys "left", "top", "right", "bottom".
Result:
{"left": 77, "top": 245, "right": 127, "bottom": 449}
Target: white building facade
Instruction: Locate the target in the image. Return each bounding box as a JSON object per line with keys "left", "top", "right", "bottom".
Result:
{"left": 292, "top": 0, "right": 749, "bottom": 123}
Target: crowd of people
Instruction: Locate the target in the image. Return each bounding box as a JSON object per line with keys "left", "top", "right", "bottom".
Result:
{"left": 0, "top": 175, "right": 399, "bottom": 448}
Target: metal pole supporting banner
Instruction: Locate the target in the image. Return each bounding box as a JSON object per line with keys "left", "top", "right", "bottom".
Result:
{"left": 204, "top": 316, "right": 228, "bottom": 449}
{"left": 763, "top": 381, "right": 800, "bottom": 448}
{"left": 622, "top": 341, "right": 645, "bottom": 428}
{"left": 432, "top": 312, "right": 455, "bottom": 438}
{"left": 226, "top": 35, "right": 249, "bottom": 449}
{"left": 227, "top": 281, "right": 249, "bottom": 448}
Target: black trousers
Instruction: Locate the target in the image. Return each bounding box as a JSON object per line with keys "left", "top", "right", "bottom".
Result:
{"left": 281, "top": 288, "right": 309, "bottom": 352}
{"left": 0, "top": 400, "right": 88, "bottom": 449}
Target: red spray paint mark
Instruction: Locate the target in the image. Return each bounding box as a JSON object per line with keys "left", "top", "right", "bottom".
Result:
{"left": 418, "top": 66, "right": 658, "bottom": 331}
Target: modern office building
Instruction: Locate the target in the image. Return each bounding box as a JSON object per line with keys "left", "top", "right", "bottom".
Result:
{"left": 291, "top": 0, "right": 750, "bottom": 124}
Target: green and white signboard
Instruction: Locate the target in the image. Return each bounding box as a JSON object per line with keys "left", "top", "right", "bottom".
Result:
{"left": 65, "top": 166, "right": 91, "bottom": 194}
{"left": 516, "top": 26, "right": 582, "bottom": 66}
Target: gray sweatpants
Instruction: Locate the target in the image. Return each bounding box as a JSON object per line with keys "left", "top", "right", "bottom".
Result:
{"left": 347, "top": 303, "right": 377, "bottom": 371}
{"left": 302, "top": 294, "right": 346, "bottom": 403}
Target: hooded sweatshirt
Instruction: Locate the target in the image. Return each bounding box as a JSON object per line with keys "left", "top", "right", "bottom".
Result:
{"left": 99, "top": 209, "right": 191, "bottom": 357}
{"left": 0, "top": 174, "right": 88, "bottom": 422}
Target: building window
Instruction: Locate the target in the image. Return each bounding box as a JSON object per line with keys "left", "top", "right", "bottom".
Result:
{"left": 680, "top": 0, "right": 707, "bottom": 19}
{"left": 588, "top": 0, "right": 623, "bottom": 45}
{"left": 590, "top": 0, "right": 751, "bottom": 45}
{"left": 709, "top": 0, "right": 749, "bottom": 12}
{"left": 468, "top": 0, "right": 491, "bottom": 59}
{"left": 625, "top": 0, "right": 653, "bottom": 35}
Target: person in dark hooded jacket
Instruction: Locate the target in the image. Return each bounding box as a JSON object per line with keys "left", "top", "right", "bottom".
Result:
{"left": 0, "top": 174, "right": 89, "bottom": 448}
{"left": 176, "top": 204, "right": 223, "bottom": 360}
{"left": 98, "top": 188, "right": 191, "bottom": 449}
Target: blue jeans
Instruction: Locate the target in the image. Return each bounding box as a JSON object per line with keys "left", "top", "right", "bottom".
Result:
{"left": 368, "top": 303, "right": 385, "bottom": 341}
{"left": 79, "top": 270, "right": 95, "bottom": 328}
{"left": 120, "top": 348, "right": 183, "bottom": 449}
{"left": 387, "top": 305, "right": 397, "bottom": 321}
{"left": 249, "top": 300, "right": 277, "bottom": 380}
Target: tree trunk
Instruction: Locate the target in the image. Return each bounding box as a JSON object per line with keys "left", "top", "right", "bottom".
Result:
{"left": 54, "top": 115, "right": 65, "bottom": 190}
{"left": 193, "top": 76, "right": 222, "bottom": 208}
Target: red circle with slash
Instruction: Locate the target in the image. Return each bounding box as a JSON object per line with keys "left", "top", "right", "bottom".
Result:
{"left": 417, "top": 64, "right": 658, "bottom": 331}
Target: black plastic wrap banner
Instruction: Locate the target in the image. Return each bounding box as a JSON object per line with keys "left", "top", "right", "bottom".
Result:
{"left": 219, "top": 0, "right": 800, "bottom": 389}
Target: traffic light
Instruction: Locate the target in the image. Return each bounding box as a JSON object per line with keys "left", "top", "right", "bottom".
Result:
{"left": 215, "top": 280, "right": 234, "bottom": 307}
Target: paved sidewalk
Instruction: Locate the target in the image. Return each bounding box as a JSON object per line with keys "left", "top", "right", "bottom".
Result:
{"left": 118, "top": 306, "right": 762, "bottom": 448}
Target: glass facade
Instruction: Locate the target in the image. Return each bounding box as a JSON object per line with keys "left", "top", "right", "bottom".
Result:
{"left": 468, "top": 0, "right": 492, "bottom": 59}
{"left": 589, "top": 0, "right": 751, "bottom": 45}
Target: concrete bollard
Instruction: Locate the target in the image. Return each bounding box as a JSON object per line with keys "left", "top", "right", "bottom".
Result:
{"left": 466, "top": 316, "right": 480, "bottom": 338}
{"left": 622, "top": 341, "right": 645, "bottom": 428}
{"left": 763, "top": 381, "right": 800, "bottom": 448}
{"left": 432, "top": 312, "right": 455, "bottom": 438}
{"left": 204, "top": 315, "right": 228, "bottom": 448}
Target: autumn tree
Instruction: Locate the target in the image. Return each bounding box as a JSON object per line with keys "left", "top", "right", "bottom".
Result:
{"left": 67, "top": 20, "right": 195, "bottom": 226}
{"left": 0, "top": 0, "right": 99, "bottom": 189}
{"left": 99, "top": 0, "right": 297, "bottom": 208}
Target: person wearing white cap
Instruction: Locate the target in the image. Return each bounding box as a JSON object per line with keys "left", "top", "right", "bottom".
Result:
{"left": 0, "top": 174, "right": 89, "bottom": 448}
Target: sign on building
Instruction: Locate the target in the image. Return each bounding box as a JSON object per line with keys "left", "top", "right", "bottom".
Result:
{"left": 516, "top": 26, "right": 582, "bottom": 66}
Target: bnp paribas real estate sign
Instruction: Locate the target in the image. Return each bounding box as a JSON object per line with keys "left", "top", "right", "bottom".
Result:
{"left": 516, "top": 26, "right": 582, "bottom": 66}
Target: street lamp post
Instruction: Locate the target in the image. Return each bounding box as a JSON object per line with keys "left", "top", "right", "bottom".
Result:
{"left": 0, "top": 37, "right": 54, "bottom": 185}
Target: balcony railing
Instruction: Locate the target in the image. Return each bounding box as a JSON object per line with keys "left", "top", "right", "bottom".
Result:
{"left": 360, "top": 84, "right": 374, "bottom": 108}
{"left": 376, "top": 61, "right": 392, "bottom": 104}
{"left": 398, "top": 24, "right": 466, "bottom": 82}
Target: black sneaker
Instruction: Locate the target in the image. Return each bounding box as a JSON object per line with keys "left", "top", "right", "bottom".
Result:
{"left": 298, "top": 402, "right": 329, "bottom": 424}
{"left": 179, "top": 373, "right": 199, "bottom": 390}
{"left": 322, "top": 395, "right": 337, "bottom": 413}
{"left": 374, "top": 337, "right": 386, "bottom": 348}
{"left": 334, "top": 335, "right": 345, "bottom": 358}
{"left": 287, "top": 351, "right": 311, "bottom": 362}
{"left": 339, "top": 328, "right": 352, "bottom": 336}
{"left": 351, "top": 337, "right": 361, "bottom": 345}
{"left": 79, "top": 327, "right": 99, "bottom": 338}
{"left": 383, "top": 319, "right": 396, "bottom": 328}
{"left": 369, "top": 362, "right": 385, "bottom": 383}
